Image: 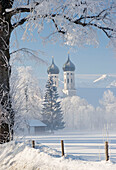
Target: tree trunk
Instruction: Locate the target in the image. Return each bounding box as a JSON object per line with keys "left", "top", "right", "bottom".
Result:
{"left": 0, "top": 5, "right": 14, "bottom": 143}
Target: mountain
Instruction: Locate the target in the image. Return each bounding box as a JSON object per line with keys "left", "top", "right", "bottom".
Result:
{"left": 75, "top": 74, "right": 116, "bottom": 107}
{"left": 93, "top": 74, "right": 116, "bottom": 88}
{"left": 93, "top": 74, "right": 108, "bottom": 83}
{"left": 107, "top": 80, "right": 116, "bottom": 88}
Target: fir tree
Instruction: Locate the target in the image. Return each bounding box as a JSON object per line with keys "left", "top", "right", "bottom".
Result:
{"left": 41, "top": 77, "right": 65, "bottom": 132}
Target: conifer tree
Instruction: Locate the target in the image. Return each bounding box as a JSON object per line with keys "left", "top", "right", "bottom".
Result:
{"left": 41, "top": 77, "right": 65, "bottom": 132}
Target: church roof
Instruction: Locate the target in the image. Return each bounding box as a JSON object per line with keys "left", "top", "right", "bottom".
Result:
{"left": 28, "top": 119, "right": 47, "bottom": 127}
{"left": 47, "top": 57, "right": 59, "bottom": 74}
{"left": 63, "top": 54, "right": 75, "bottom": 71}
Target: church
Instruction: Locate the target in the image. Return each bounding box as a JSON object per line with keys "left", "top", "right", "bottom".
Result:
{"left": 47, "top": 54, "right": 77, "bottom": 96}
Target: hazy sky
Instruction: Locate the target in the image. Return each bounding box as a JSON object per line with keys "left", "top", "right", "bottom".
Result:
{"left": 10, "top": 26, "right": 116, "bottom": 81}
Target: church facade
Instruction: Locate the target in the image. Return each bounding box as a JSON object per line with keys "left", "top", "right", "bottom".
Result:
{"left": 47, "top": 55, "right": 76, "bottom": 96}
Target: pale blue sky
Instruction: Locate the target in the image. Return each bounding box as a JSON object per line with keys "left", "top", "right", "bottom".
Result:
{"left": 10, "top": 26, "right": 116, "bottom": 81}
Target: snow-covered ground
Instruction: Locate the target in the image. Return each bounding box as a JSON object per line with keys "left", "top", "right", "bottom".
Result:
{"left": 23, "top": 131, "right": 116, "bottom": 162}
{"left": 1, "top": 131, "right": 116, "bottom": 170}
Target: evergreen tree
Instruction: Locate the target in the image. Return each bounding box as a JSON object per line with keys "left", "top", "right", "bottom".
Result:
{"left": 41, "top": 77, "right": 65, "bottom": 132}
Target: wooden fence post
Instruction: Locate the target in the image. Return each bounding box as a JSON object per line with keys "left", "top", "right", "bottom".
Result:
{"left": 32, "top": 140, "right": 35, "bottom": 148}
{"left": 61, "top": 140, "right": 64, "bottom": 156}
{"left": 105, "top": 141, "right": 109, "bottom": 161}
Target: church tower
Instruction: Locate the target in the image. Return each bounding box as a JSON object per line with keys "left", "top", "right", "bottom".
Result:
{"left": 47, "top": 56, "right": 59, "bottom": 87}
{"left": 62, "top": 54, "right": 76, "bottom": 96}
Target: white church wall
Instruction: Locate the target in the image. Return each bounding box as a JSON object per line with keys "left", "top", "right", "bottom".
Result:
{"left": 63, "top": 71, "right": 76, "bottom": 96}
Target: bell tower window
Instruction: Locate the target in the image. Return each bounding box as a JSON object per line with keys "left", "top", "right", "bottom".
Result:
{"left": 67, "top": 78, "right": 69, "bottom": 83}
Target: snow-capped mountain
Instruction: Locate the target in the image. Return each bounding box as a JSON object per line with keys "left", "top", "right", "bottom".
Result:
{"left": 75, "top": 74, "right": 116, "bottom": 88}
{"left": 93, "top": 74, "right": 116, "bottom": 88}
{"left": 107, "top": 80, "right": 116, "bottom": 88}
{"left": 93, "top": 74, "right": 108, "bottom": 83}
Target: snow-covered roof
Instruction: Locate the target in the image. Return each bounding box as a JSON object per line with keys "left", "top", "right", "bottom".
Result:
{"left": 28, "top": 119, "right": 47, "bottom": 127}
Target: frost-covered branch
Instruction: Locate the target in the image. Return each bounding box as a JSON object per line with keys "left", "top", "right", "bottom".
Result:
{"left": 5, "top": 0, "right": 116, "bottom": 45}
{"left": 10, "top": 48, "right": 48, "bottom": 65}
{"left": 12, "top": 17, "right": 29, "bottom": 29}
{"left": 5, "top": 1, "right": 40, "bottom": 16}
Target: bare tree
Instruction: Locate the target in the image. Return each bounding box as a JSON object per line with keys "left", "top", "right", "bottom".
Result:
{"left": 0, "top": 0, "right": 116, "bottom": 143}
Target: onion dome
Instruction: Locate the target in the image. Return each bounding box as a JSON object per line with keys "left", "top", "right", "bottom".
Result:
{"left": 63, "top": 54, "right": 75, "bottom": 71}
{"left": 47, "top": 57, "right": 59, "bottom": 74}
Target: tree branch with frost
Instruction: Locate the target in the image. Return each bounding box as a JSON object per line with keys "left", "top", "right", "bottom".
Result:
{"left": 72, "top": 20, "right": 115, "bottom": 38}
{"left": 74, "top": 5, "right": 116, "bottom": 22}
{"left": 5, "top": 1, "right": 41, "bottom": 16}
{"left": 10, "top": 48, "right": 48, "bottom": 65}
{"left": 6, "top": 1, "right": 116, "bottom": 40}
{"left": 52, "top": 18, "right": 65, "bottom": 35}
{"left": 12, "top": 17, "right": 29, "bottom": 29}
{"left": 50, "top": 17, "right": 115, "bottom": 39}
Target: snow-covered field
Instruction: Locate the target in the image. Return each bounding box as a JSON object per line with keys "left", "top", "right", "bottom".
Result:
{"left": 23, "top": 131, "right": 116, "bottom": 162}
{"left": 1, "top": 131, "right": 116, "bottom": 170}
